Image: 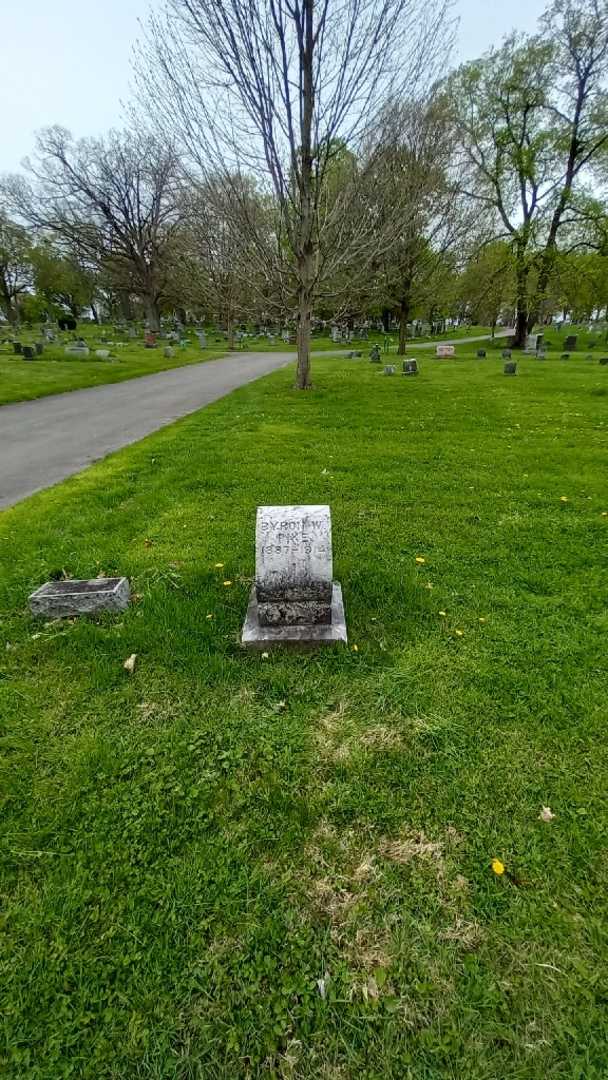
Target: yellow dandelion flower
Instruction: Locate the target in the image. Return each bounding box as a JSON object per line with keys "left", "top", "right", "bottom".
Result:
{"left": 214, "top": 562, "right": 224, "bottom": 568}
{"left": 206, "top": 613, "right": 214, "bottom": 620}
{"left": 455, "top": 629, "right": 464, "bottom": 637}
{"left": 479, "top": 617, "right": 486, "bottom": 623}
{"left": 352, "top": 644, "right": 359, "bottom": 652}
{"left": 439, "top": 610, "right": 447, "bottom": 617}
{"left": 491, "top": 858, "right": 505, "bottom": 876}
{"left": 602, "top": 512, "right": 607, "bottom": 517}
{"left": 223, "top": 580, "right": 232, "bottom": 587}
{"left": 415, "top": 556, "right": 426, "bottom": 564}
{"left": 560, "top": 496, "right": 569, "bottom": 503}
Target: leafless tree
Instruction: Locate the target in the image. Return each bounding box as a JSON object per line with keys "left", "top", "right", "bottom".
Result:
{"left": 361, "top": 92, "right": 475, "bottom": 353}
{"left": 0, "top": 213, "right": 32, "bottom": 327}
{"left": 137, "top": 0, "right": 453, "bottom": 387}
{"left": 2, "top": 127, "right": 184, "bottom": 330}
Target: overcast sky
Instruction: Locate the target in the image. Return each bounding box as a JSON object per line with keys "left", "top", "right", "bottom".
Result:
{"left": 0, "top": 0, "right": 548, "bottom": 173}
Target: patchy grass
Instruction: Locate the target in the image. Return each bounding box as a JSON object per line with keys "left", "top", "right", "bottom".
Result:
{"left": 0, "top": 325, "right": 227, "bottom": 405}
{"left": 1, "top": 350, "right": 607, "bottom": 1078}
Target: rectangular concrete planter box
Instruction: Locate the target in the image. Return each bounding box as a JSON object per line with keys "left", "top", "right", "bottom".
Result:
{"left": 29, "top": 577, "right": 130, "bottom": 618}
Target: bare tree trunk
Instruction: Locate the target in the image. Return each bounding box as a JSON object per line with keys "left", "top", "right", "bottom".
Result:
{"left": 513, "top": 245, "right": 529, "bottom": 348}
{"left": 144, "top": 295, "right": 161, "bottom": 332}
{"left": 296, "top": 275, "right": 313, "bottom": 389}
{"left": 398, "top": 296, "right": 410, "bottom": 355}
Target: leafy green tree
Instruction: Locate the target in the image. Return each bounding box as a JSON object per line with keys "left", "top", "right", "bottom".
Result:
{"left": 31, "top": 245, "right": 97, "bottom": 320}
{"left": 451, "top": 0, "right": 608, "bottom": 347}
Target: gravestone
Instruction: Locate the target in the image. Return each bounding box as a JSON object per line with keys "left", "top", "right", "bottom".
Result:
{"left": 128, "top": 326, "right": 137, "bottom": 339}
{"left": 241, "top": 505, "right": 347, "bottom": 648}
{"left": 384, "top": 364, "right": 396, "bottom": 375}
{"left": 402, "top": 359, "right": 418, "bottom": 375}
{"left": 599, "top": 357, "right": 608, "bottom": 365}
{"left": 144, "top": 331, "right": 157, "bottom": 349}
{"left": 22, "top": 346, "right": 35, "bottom": 360}
{"left": 29, "top": 576, "right": 130, "bottom": 618}
{"left": 561, "top": 353, "right": 570, "bottom": 360}
{"left": 331, "top": 327, "right": 341, "bottom": 343}
{"left": 564, "top": 335, "right": 578, "bottom": 351}
{"left": 502, "top": 349, "right": 512, "bottom": 359}
{"left": 504, "top": 361, "right": 517, "bottom": 375}
{"left": 64, "top": 344, "right": 89, "bottom": 357}
{"left": 196, "top": 329, "right": 207, "bottom": 347}
{"left": 477, "top": 349, "right": 487, "bottom": 358}
{"left": 369, "top": 344, "right": 381, "bottom": 363}
{"left": 13, "top": 341, "right": 22, "bottom": 355}
{"left": 436, "top": 345, "right": 455, "bottom": 358}
{"left": 95, "top": 349, "right": 110, "bottom": 359}
{"left": 35, "top": 342, "right": 44, "bottom": 355}
{"left": 164, "top": 346, "right": 174, "bottom": 358}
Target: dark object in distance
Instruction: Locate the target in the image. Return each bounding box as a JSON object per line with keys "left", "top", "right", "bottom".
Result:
{"left": 504, "top": 361, "right": 517, "bottom": 375}
{"left": 35, "top": 342, "right": 44, "bottom": 355}
{"left": 561, "top": 353, "right": 570, "bottom": 360}
{"left": 502, "top": 349, "right": 512, "bottom": 359}
{"left": 477, "top": 349, "right": 486, "bottom": 358}
{"left": 22, "top": 346, "right": 35, "bottom": 360}
{"left": 402, "top": 359, "right": 418, "bottom": 375}
{"left": 564, "top": 335, "right": 578, "bottom": 351}
{"left": 600, "top": 357, "right": 608, "bottom": 366}
{"left": 369, "top": 344, "right": 381, "bottom": 363}
{"left": 13, "top": 341, "right": 22, "bottom": 355}
{"left": 58, "top": 317, "right": 77, "bottom": 331}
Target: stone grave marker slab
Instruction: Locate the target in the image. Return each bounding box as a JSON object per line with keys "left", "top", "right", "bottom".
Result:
{"left": 29, "top": 576, "right": 130, "bottom": 618}
{"left": 436, "top": 345, "right": 455, "bottom": 358}
{"left": 242, "top": 505, "right": 347, "bottom": 648}
{"left": 504, "top": 361, "right": 517, "bottom": 375}
{"left": 384, "top": 365, "right": 396, "bottom": 375}
{"left": 564, "top": 335, "right": 578, "bottom": 351}
{"left": 402, "top": 359, "right": 419, "bottom": 375}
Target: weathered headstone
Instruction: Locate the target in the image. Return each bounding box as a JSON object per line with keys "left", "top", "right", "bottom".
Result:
{"left": 402, "top": 359, "right": 418, "bottom": 375}
{"left": 144, "top": 331, "right": 157, "bottom": 349}
{"left": 436, "top": 344, "right": 455, "bottom": 358}
{"left": 369, "top": 344, "right": 381, "bottom": 363}
{"left": 384, "top": 364, "right": 396, "bottom": 375}
{"left": 13, "top": 341, "right": 22, "bottom": 355}
{"left": 95, "top": 349, "right": 110, "bottom": 359}
{"left": 599, "top": 357, "right": 608, "bottom": 365}
{"left": 561, "top": 353, "right": 570, "bottom": 360}
{"left": 477, "top": 349, "right": 486, "bottom": 358}
{"left": 64, "top": 344, "right": 89, "bottom": 357}
{"left": 29, "top": 577, "right": 130, "bottom": 618}
{"left": 331, "top": 327, "right": 341, "bottom": 343}
{"left": 35, "top": 342, "right": 44, "bottom": 355}
{"left": 196, "top": 329, "right": 207, "bottom": 347}
{"left": 22, "top": 346, "right": 35, "bottom": 360}
{"left": 564, "top": 335, "right": 578, "bottom": 351}
{"left": 164, "top": 346, "right": 174, "bottom": 358}
{"left": 504, "top": 361, "right": 517, "bottom": 375}
{"left": 502, "top": 349, "right": 512, "bottom": 359}
{"left": 241, "top": 505, "right": 347, "bottom": 648}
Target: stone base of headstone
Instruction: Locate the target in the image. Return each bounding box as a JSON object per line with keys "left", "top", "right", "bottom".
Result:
{"left": 242, "top": 583, "right": 347, "bottom": 649}
{"left": 29, "top": 577, "right": 130, "bottom": 618}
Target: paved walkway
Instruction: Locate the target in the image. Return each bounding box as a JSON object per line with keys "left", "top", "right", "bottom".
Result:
{"left": 0, "top": 352, "right": 293, "bottom": 509}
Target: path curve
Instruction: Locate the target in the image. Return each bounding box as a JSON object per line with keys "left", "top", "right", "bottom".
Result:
{"left": 0, "top": 352, "right": 293, "bottom": 509}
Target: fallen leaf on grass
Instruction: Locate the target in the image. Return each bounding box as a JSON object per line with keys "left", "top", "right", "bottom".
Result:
{"left": 539, "top": 806, "right": 555, "bottom": 822}
{"left": 123, "top": 653, "right": 137, "bottom": 674}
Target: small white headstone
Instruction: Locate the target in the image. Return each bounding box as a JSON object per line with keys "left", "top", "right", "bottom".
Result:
{"left": 242, "top": 505, "right": 347, "bottom": 648}
{"left": 436, "top": 345, "right": 455, "bottom": 358}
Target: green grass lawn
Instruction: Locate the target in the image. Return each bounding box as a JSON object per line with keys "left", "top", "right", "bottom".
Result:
{"left": 0, "top": 328, "right": 227, "bottom": 406}
{"left": 1, "top": 350, "right": 607, "bottom": 1078}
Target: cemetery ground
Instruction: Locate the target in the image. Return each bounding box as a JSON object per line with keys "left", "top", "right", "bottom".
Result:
{"left": 0, "top": 325, "right": 502, "bottom": 406}
{"left": 0, "top": 329, "right": 227, "bottom": 406}
{"left": 1, "top": 351, "right": 607, "bottom": 1078}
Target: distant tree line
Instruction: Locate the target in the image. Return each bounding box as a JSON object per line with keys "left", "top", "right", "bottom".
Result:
{"left": 1, "top": 0, "right": 607, "bottom": 375}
